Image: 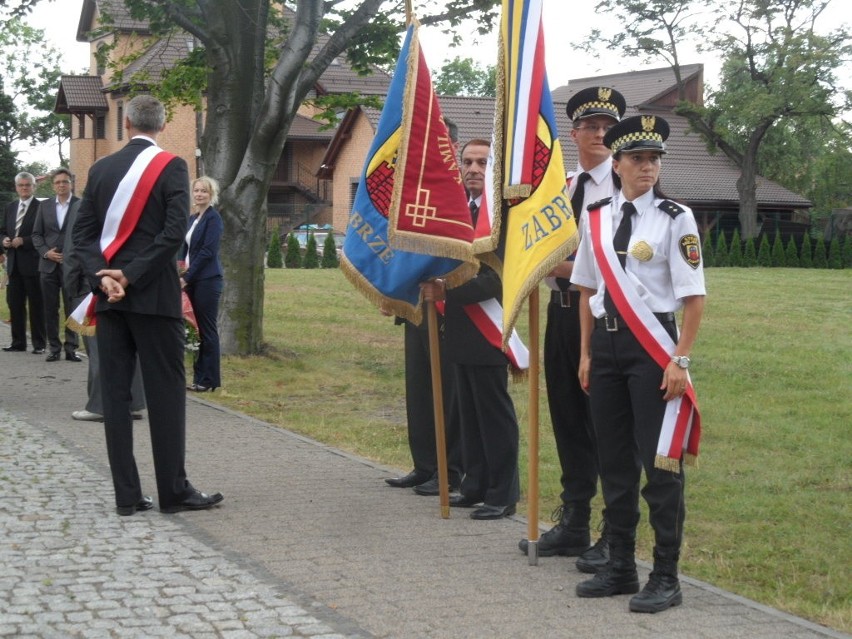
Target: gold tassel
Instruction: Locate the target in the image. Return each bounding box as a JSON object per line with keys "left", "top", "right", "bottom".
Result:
{"left": 654, "top": 454, "right": 682, "bottom": 473}
{"left": 65, "top": 316, "right": 96, "bottom": 337}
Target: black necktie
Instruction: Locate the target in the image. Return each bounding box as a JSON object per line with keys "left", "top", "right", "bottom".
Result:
{"left": 469, "top": 200, "right": 479, "bottom": 226}
{"left": 570, "top": 172, "right": 591, "bottom": 220}
{"left": 604, "top": 201, "right": 637, "bottom": 316}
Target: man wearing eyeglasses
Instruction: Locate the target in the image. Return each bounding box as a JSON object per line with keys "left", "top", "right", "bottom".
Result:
{"left": 33, "top": 168, "right": 82, "bottom": 362}
{"left": 519, "top": 86, "right": 626, "bottom": 571}
{"left": 1, "top": 172, "right": 46, "bottom": 354}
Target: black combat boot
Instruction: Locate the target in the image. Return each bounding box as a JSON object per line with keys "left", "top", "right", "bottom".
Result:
{"left": 576, "top": 519, "right": 609, "bottom": 573}
{"left": 629, "top": 547, "right": 683, "bottom": 613}
{"left": 575, "top": 534, "right": 639, "bottom": 597}
{"left": 518, "top": 503, "right": 590, "bottom": 556}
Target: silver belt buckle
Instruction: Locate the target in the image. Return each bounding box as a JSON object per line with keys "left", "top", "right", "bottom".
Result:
{"left": 559, "top": 291, "right": 571, "bottom": 308}
{"left": 604, "top": 315, "right": 619, "bottom": 332}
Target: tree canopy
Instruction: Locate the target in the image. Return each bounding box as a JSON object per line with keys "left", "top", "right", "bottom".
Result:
{"left": 433, "top": 56, "right": 496, "bottom": 97}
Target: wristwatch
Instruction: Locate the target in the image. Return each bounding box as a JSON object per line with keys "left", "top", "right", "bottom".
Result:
{"left": 671, "top": 355, "right": 691, "bottom": 369}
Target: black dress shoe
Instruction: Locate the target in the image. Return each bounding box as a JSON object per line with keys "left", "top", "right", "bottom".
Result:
{"left": 65, "top": 352, "right": 83, "bottom": 362}
{"left": 3, "top": 345, "right": 26, "bottom": 352}
{"left": 45, "top": 352, "right": 60, "bottom": 362}
{"left": 449, "top": 494, "right": 483, "bottom": 508}
{"left": 412, "top": 477, "right": 461, "bottom": 496}
{"left": 32, "top": 348, "right": 45, "bottom": 354}
{"left": 384, "top": 470, "right": 430, "bottom": 488}
{"left": 116, "top": 496, "right": 154, "bottom": 516}
{"left": 470, "top": 504, "right": 516, "bottom": 520}
{"left": 160, "top": 489, "right": 224, "bottom": 513}
{"left": 186, "top": 383, "right": 211, "bottom": 392}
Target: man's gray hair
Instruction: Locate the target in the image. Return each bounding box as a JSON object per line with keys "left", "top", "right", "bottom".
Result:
{"left": 15, "top": 172, "right": 35, "bottom": 186}
{"left": 126, "top": 95, "right": 166, "bottom": 134}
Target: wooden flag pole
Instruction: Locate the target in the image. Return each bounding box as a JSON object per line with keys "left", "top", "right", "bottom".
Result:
{"left": 426, "top": 300, "right": 451, "bottom": 519}
{"left": 526, "top": 286, "right": 541, "bottom": 564}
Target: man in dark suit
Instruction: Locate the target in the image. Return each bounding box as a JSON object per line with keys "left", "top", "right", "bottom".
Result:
{"left": 73, "top": 94, "right": 223, "bottom": 516}
{"left": 32, "top": 167, "right": 81, "bottom": 362}
{"left": 1, "top": 172, "right": 46, "bottom": 353}
{"left": 420, "top": 139, "right": 520, "bottom": 521}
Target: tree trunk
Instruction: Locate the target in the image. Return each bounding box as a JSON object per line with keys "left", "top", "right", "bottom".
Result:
{"left": 736, "top": 124, "right": 772, "bottom": 240}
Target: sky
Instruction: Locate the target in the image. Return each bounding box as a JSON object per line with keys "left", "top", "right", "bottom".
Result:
{"left": 13, "top": 0, "right": 850, "bottom": 166}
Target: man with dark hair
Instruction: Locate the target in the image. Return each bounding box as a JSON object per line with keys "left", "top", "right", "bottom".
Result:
{"left": 32, "top": 168, "right": 82, "bottom": 362}
{"left": 73, "top": 94, "right": 222, "bottom": 516}
{"left": 1, "top": 172, "right": 46, "bottom": 353}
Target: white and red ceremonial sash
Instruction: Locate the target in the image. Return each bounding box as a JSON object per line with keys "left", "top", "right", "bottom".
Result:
{"left": 68, "top": 146, "right": 176, "bottom": 335}
{"left": 588, "top": 204, "right": 701, "bottom": 470}
{"left": 435, "top": 298, "right": 529, "bottom": 375}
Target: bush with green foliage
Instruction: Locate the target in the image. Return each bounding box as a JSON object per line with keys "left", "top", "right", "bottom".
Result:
{"left": 743, "top": 237, "right": 757, "bottom": 266}
{"left": 812, "top": 238, "right": 828, "bottom": 268}
{"left": 728, "top": 229, "right": 743, "bottom": 267}
{"left": 828, "top": 237, "right": 842, "bottom": 269}
{"left": 321, "top": 233, "right": 340, "bottom": 268}
{"left": 285, "top": 233, "right": 302, "bottom": 269}
{"left": 799, "top": 234, "right": 813, "bottom": 268}
{"left": 701, "top": 232, "right": 714, "bottom": 267}
{"left": 757, "top": 234, "right": 772, "bottom": 266}
{"left": 303, "top": 232, "right": 320, "bottom": 269}
{"left": 842, "top": 236, "right": 852, "bottom": 269}
{"left": 784, "top": 237, "right": 799, "bottom": 268}
{"left": 770, "top": 231, "right": 785, "bottom": 267}
{"left": 267, "top": 225, "right": 284, "bottom": 268}
{"left": 714, "top": 232, "right": 729, "bottom": 267}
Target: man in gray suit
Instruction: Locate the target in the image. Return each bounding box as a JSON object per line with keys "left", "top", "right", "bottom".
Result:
{"left": 62, "top": 173, "right": 146, "bottom": 422}
{"left": 32, "top": 168, "right": 81, "bottom": 362}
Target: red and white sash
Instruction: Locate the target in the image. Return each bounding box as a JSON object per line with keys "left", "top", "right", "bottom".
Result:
{"left": 588, "top": 204, "right": 701, "bottom": 470}
{"left": 68, "top": 146, "right": 176, "bottom": 335}
{"left": 435, "top": 298, "right": 529, "bottom": 375}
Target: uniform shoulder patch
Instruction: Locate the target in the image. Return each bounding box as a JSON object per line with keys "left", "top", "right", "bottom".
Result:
{"left": 659, "top": 200, "right": 685, "bottom": 219}
{"left": 586, "top": 197, "right": 612, "bottom": 212}
{"left": 679, "top": 234, "right": 702, "bottom": 269}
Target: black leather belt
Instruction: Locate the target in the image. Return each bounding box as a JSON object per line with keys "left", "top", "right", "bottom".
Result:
{"left": 550, "top": 289, "right": 580, "bottom": 308}
{"left": 595, "top": 312, "right": 676, "bottom": 332}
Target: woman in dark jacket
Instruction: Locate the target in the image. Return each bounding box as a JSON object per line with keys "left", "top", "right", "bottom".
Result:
{"left": 181, "top": 176, "right": 224, "bottom": 392}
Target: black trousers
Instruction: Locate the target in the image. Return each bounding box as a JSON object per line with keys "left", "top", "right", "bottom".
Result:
{"left": 97, "top": 309, "right": 191, "bottom": 509}
{"left": 589, "top": 322, "right": 685, "bottom": 550}
{"left": 6, "top": 270, "right": 45, "bottom": 350}
{"left": 455, "top": 363, "right": 520, "bottom": 506}
{"left": 403, "top": 321, "right": 462, "bottom": 484}
{"left": 40, "top": 268, "right": 78, "bottom": 355}
{"left": 186, "top": 276, "right": 222, "bottom": 389}
{"left": 544, "top": 294, "right": 598, "bottom": 509}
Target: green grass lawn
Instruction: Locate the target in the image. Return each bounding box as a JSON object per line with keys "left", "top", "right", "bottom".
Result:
{"left": 204, "top": 267, "right": 851, "bottom": 633}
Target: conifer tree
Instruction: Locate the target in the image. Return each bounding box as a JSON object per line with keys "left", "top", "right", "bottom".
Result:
{"left": 714, "top": 232, "right": 729, "bottom": 267}
{"left": 728, "top": 229, "right": 743, "bottom": 267}
{"left": 284, "top": 233, "right": 302, "bottom": 269}
{"left": 784, "top": 236, "right": 799, "bottom": 268}
{"left": 303, "top": 232, "right": 320, "bottom": 268}
{"left": 828, "top": 237, "right": 842, "bottom": 269}
{"left": 321, "top": 233, "right": 340, "bottom": 268}
{"left": 811, "top": 237, "right": 828, "bottom": 268}
{"left": 266, "top": 225, "right": 284, "bottom": 268}
{"left": 841, "top": 236, "right": 852, "bottom": 269}
{"left": 757, "top": 234, "right": 772, "bottom": 266}
{"left": 770, "top": 231, "right": 786, "bottom": 267}
{"left": 743, "top": 237, "right": 757, "bottom": 266}
{"left": 800, "top": 234, "right": 813, "bottom": 268}
{"left": 701, "top": 232, "right": 714, "bottom": 267}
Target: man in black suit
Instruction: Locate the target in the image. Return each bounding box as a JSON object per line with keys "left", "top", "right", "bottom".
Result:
{"left": 32, "top": 167, "right": 81, "bottom": 362}
{"left": 1, "top": 172, "right": 46, "bottom": 353}
{"left": 73, "top": 95, "right": 223, "bottom": 516}
{"left": 420, "top": 139, "right": 520, "bottom": 520}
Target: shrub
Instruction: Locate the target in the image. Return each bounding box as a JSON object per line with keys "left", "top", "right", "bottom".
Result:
{"left": 728, "top": 229, "right": 743, "bottom": 267}
{"left": 756, "top": 234, "right": 771, "bottom": 266}
{"left": 811, "top": 237, "right": 828, "bottom": 268}
{"left": 285, "top": 233, "right": 302, "bottom": 269}
{"left": 701, "top": 232, "right": 714, "bottom": 267}
{"left": 842, "top": 236, "right": 852, "bottom": 269}
{"left": 267, "top": 225, "right": 284, "bottom": 268}
{"left": 303, "top": 232, "right": 320, "bottom": 269}
{"left": 321, "top": 233, "right": 340, "bottom": 268}
{"left": 828, "top": 237, "right": 842, "bottom": 269}
{"left": 770, "top": 231, "right": 785, "bottom": 267}
{"left": 743, "top": 237, "right": 757, "bottom": 266}
{"left": 784, "top": 236, "right": 799, "bottom": 268}
{"left": 714, "top": 232, "right": 729, "bottom": 267}
{"left": 800, "top": 233, "right": 813, "bottom": 268}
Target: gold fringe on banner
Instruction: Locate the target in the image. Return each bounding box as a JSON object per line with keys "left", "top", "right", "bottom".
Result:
{"left": 654, "top": 454, "right": 684, "bottom": 473}
{"left": 65, "top": 316, "right": 96, "bottom": 337}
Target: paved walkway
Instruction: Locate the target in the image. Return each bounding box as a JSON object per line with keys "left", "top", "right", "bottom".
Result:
{"left": 0, "top": 334, "right": 847, "bottom": 639}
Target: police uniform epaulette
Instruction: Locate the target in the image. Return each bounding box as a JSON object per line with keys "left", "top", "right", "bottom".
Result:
{"left": 586, "top": 197, "right": 612, "bottom": 212}
{"left": 659, "top": 200, "right": 685, "bottom": 219}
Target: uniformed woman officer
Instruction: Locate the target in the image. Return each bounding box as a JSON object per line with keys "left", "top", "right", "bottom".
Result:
{"left": 569, "top": 115, "right": 706, "bottom": 613}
